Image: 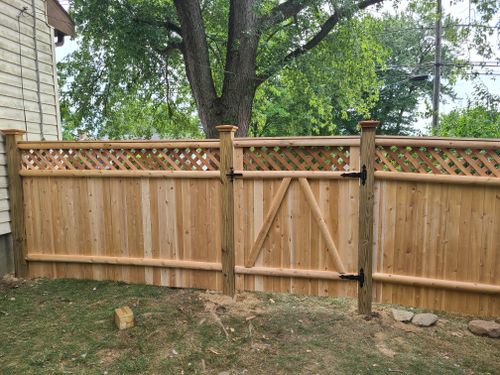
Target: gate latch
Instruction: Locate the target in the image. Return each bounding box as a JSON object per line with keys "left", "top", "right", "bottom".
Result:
{"left": 341, "top": 165, "right": 367, "bottom": 185}
{"left": 339, "top": 268, "right": 365, "bottom": 288}
{"left": 226, "top": 167, "right": 243, "bottom": 182}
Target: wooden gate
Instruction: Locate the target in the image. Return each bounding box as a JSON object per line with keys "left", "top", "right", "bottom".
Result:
{"left": 221, "top": 122, "right": 378, "bottom": 313}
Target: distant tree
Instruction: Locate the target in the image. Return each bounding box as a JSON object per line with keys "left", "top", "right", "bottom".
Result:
{"left": 332, "top": 1, "right": 499, "bottom": 135}
{"left": 437, "top": 84, "right": 500, "bottom": 138}
{"left": 438, "top": 107, "right": 500, "bottom": 138}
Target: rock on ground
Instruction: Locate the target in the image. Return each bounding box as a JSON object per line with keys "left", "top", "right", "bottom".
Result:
{"left": 391, "top": 309, "right": 414, "bottom": 323}
{"left": 468, "top": 320, "right": 500, "bottom": 338}
{"left": 412, "top": 313, "right": 438, "bottom": 327}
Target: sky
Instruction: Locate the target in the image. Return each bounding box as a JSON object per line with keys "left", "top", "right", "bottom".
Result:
{"left": 371, "top": 0, "right": 499, "bottom": 131}
{"left": 55, "top": 0, "right": 499, "bottom": 134}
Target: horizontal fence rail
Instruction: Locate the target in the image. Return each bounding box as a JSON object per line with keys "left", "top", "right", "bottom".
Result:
{"left": 3, "top": 129, "right": 500, "bottom": 317}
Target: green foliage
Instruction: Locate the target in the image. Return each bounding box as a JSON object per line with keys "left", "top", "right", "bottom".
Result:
{"left": 437, "top": 84, "right": 500, "bottom": 138}
{"left": 59, "top": 0, "right": 499, "bottom": 138}
{"left": 59, "top": 0, "right": 194, "bottom": 139}
{"left": 251, "top": 16, "right": 387, "bottom": 136}
{"left": 59, "top": 1, "right": 387, "bottom": 139}
{"left": 438, "top": 107, "right": 500, "bottom": 138}
{"left": 333, "top": 1, "right": 499, "bottom": 135}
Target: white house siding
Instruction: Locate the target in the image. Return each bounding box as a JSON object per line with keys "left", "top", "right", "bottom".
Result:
{"left": 0, "top": 0, "right": 61, "bottom": 241}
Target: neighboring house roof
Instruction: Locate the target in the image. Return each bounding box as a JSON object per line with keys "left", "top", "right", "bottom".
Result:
{"left": 47, "top": 0, "right": 75, "bottom": 37}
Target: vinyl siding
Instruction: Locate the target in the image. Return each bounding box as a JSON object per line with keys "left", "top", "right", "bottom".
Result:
{"left": 0, "top": 0, "right": 61, "bottom": 235}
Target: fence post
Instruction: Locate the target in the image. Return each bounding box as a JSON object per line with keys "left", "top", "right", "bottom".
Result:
{"left": 2, "top": 129, "right": 27, "bottom": 278}
{"left": 357, "top": 120, "right": 379, "bottom": 314}
{"left": 217, "top": 125, "right": 238, "bottom": 296}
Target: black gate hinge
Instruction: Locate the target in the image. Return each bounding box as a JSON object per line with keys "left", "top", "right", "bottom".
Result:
{"left": 226, "top": 167, "right": 243, "bottom": 182}
{"left": 339, "top": 268, "right": 365, "bottom": 288}
{"left": 341, "top": 165, "right": 367, "bottom": 185}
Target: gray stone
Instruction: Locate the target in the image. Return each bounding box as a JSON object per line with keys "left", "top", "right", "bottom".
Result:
{"left": 391, "top": 309, "right": 414, "bottom": 323}
{"left": 412, "top": 313, "right": 438, "bottom": 327}
{"left": 468, "top": 320, "right": 500, "bottom": 338}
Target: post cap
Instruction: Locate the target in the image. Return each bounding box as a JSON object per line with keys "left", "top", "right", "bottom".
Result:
{"left": 216, "top": 125, "right": 238, "bottom": 133}
{"left": 1, "top": 129, "right": 27, "bottom": 136}
{"left": 358, "top": 120, "right": 380, "bottom": 129}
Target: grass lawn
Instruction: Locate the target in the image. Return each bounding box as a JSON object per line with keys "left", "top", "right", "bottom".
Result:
{"left": 0, "top": 277, "right": 499, "bottom": 375}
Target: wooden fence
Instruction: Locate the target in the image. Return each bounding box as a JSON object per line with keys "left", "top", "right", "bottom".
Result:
{"left": 3, "top": 124, "right": 500, "bottom": 317}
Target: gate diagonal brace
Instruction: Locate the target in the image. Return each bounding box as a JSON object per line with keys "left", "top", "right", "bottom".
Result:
{"left": 339, "top": 268, "right": 365, "bottom": 288}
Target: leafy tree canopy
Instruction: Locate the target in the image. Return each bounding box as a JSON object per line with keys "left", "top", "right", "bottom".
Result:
{"left": 59, "top": 0, "right": 499, "bottom": 139}
{"left": 59, "top": 0, "right": 389, "bottom": 139}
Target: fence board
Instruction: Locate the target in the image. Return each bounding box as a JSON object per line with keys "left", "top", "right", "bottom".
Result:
{"left": 372, "top": 180, "right": 500, "bottom": 316}
{"left": 24, "top": 176, "right": 222, "bottom": 290}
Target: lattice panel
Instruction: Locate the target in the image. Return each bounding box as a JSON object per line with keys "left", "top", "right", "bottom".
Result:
{"left": 21, "top": 147, "right": 221, "bottom": 171}
{"left": 243, "top": 146, "right": 351, "bottom": 171}
{"left": 375, "top": 145, "right": 500, "bottom": 177}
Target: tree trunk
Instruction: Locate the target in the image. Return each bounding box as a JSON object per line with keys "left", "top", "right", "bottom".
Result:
{"left": 174, "top": 0, "right": 384, "bottom": 138}
{"left": 174, "top": 0, "right": 220, "bottom": 136}
{"left": 175, "top": 0, "right": 260, "bottom": 138}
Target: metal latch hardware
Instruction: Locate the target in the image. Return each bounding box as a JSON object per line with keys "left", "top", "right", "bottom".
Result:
{"left": 339, "top": 268, "right": 365, "bottom": 288}
{"left": 341, "top": 165, "right": 367, "bottom": 185}
{"left": 226, "top": 167, "right": 243, "bottom": 182}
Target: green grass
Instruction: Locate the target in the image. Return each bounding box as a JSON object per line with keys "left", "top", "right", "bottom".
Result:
{"left": 0, "top": 278, "right": 498, "bottom": 374}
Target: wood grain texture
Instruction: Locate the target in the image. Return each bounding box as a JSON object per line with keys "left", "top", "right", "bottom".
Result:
{"left": 298, "top": 178, "right": 346, "bottom": 273}
{"left": 217, "top": 125, "right": 237, "bottom": 296}
{"left": 23, "top": 177, "right": 222, "bottom": 290}
{"left": 357, "top": 122, "right": 378, "bottom": 314}
{"left": 3, "top": 131, "right": 27, "bottom": 276}
{"left": 245, "top": 177, "right": 291, "bottom": 267}
{"left": 17, "top": 135, "right": 500, "bottom": 317}
{"left": 372, "top": 180, "right": 500, "bottom": 316}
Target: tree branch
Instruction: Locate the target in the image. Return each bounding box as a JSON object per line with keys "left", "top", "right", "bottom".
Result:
{"left": 257, "top": 0, "right": 386, "bottom": 83}
{"left": 123, "top": 2, "right": 182, "bottom": 37}
{"left": 155, "top": 41, "right": 184, "bottom": 57}
{"left": 164, "top": 21, "right": 182, "bottom": 35}
{"left": 261, "top": 0, "right": 311, "bottom": 27}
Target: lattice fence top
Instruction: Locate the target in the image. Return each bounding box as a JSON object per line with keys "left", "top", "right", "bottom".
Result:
{"left": 21, "top": 146, "right": 221, "bottom": 171}
{"left": 243, "top": 146, "right": 351, "bottom": 171}
{"left": 376, "top": 145, "right": 500, "bottom": 177}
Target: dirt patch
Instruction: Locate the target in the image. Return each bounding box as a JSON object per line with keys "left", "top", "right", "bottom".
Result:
{"left": 376, "top": 343, "right": 396, "bottom": 358}
{"left": 198, "top": 290, "right": 264, "bottom": 317}
{"left": 0, "top": 274, "right": 29, "bottom": 291}
{"left": 393, "top": 321, "right": 423, "bottom": 333}
{"left": 97, "top": 349, "right": 121, "bottom": 367}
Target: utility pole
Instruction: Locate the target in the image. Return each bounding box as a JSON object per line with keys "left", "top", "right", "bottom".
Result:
{"left": 432, "top": 0, "right": 442, "bottom": 132}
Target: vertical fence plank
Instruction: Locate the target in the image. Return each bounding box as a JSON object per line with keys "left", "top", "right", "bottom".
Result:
{"left": 234, "top": 146, "right": 245, "bottom": 291}
{"left": 357, "top": 120, "right": 379, "bottom": 314}
{"left": 217, "top": 125, "right": 238, "bottom": 296}
{"left": 2, "top": 129, "right": 27, "bottom": 277}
